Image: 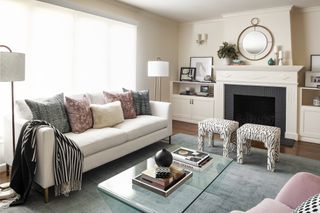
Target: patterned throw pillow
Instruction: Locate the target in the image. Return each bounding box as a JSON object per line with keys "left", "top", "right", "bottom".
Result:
{"left": 122, "top": 88, "right": 151, "bottom": 115}
{"left": 65, "top": 95, "right": 93, "bottom": 133}
{"left": 25, "top": 93, "right": 70, "bottom": 133}
{"left": 103, "top": 91, "right": 136, "bottom": 119}
{"left": 294, "top": 193, "right": 320, "bottom": 213}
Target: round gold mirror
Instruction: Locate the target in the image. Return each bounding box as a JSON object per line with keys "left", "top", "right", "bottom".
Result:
{"left": 237, "top": 18, "right": 273, "bottom": 61}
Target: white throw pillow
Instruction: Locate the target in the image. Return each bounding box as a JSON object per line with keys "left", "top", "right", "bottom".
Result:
{"left": 90, "top": 101, "right": 124, "bottom": 128}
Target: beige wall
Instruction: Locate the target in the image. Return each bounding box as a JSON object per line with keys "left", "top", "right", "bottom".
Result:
{"left": 178, "top": 6, "right": 294, "bottom": 79}
{"left": 39, "top": 0, "right": 179, "bottom": 101}
{"left": 292, "top": 6, "right": 320, "bottom": 70}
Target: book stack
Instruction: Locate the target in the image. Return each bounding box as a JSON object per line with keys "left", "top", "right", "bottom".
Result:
{"left": 171, "top": 147, "right": 213, "bottom": 171}
{"left": 132, "top": 166, "right": 192, "bottom": 197}
{"left": 140, "top": 166, "right": 185, "bottom": 190}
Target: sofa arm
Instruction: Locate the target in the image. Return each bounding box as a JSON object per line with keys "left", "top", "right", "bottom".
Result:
{"left": 275, "top": 172, "right": 320, "bottom": 209}
{"left": 150, "top": 101, "right": 172, "bottom": 135}
{"left": 34, "top": 127, "right": 55, "bottom": 189}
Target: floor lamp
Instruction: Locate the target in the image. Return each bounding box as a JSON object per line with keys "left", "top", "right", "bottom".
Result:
{"left": 0, "top": 45, "right": 25, "bottom": 175}
{"left": 148, "top": 59, "right": 169, "bottom": 101}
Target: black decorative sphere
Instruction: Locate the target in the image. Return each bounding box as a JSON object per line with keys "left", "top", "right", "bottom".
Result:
{"left": 154, "top": 148, "right": 173, "bottom": 167}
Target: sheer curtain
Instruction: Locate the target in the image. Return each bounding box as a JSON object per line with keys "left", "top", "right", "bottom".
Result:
{"left": 0, "top": 0, "right": 137, "bottom": 159}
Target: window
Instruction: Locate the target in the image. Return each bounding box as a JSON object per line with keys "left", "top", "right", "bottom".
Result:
{"left": 0, "top": 0, "right": 137, "bottom": 137}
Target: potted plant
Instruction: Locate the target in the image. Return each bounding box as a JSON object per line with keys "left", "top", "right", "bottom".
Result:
{"left": 217, "top": 42, "right": 238, "bottom": 65}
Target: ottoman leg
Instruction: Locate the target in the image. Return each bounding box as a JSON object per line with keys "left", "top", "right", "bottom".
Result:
{"left": 275, "top": 138, "right": 280, "bottom": 162}
{"left": 237, "top": 138, "right": 244, "bottom": 164}
{"left": 198, "top": 134, "right": 205, "bottom": 151}
{"left": 267, "top": 147, "right": 276, "bottom": 172}
{"left": 208, "top": 132, "right": 214, "bottom": 147}
{"left": 223, "top": 136, "right": 230, "bottom": 158}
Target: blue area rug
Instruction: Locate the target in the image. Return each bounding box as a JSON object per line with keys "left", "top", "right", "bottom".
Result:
{"left": 3, "top": 133, "right": 320, "bottom": 213}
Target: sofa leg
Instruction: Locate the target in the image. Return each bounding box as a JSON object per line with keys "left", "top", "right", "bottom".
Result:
{"left": 6, "top": 164, "right": 10, "bottom": 177}
{"left": 169, "top": 136, "right": 171, "bottom": 144}
{"left": 44, "top": 188, "right": 49, "bottom": 203}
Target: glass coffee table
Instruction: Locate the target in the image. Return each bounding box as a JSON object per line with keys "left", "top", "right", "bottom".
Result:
{"left": 98, "top": 146, "right": 232, "bottom": 213}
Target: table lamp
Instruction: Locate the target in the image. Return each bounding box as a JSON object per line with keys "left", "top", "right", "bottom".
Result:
{"left": 148, "top": 59, "right": 169, "bottom": 101}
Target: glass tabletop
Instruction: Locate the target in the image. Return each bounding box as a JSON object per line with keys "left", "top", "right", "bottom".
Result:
{"left": 97, "top": 147, "right": 232, "bottom": 213}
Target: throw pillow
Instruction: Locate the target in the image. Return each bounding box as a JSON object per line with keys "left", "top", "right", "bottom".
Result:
{"left": 25, "top": 93, "right": 70, "bottom": 133}
{"left": 103, "top": 91, "right": 136, "bottom": 119}
{"left": 122, "top": 88, "right": 151, "bottom": 115}
{"left": 294, "top": 193, "right": 320, "bottom": 213}
{"left": 90, "top": 101, "right": 124, "bottom": 128}
{"left": 65, "top": 95, "right": 93, "bottom": 133}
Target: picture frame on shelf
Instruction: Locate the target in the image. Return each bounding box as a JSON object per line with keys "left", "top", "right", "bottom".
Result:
{"left": 305, "top": 71, "right": 320, "bottom": 87}
{"left": 311, "top": 54, "right": 320, "bottom": 71}
{"left": 180, "top": 67, "right": 196, "bottom": 81}
{"left": 190, "top": 57, "right": 213, "bottom": 81}
{"left": 200, "top": 85, "right": 209, "bottom": 93}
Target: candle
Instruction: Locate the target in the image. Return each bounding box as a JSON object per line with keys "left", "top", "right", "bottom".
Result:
{"left": 278, "top": 50, "right": 283, "bottom": 59}
{"left": 274, "top": 46, "right": 278, "bottom": 53}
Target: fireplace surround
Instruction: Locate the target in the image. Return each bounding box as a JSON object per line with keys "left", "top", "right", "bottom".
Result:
{"left": 214, "top": 65, "right": 304, "bottom": 144}
{"left": 224, "top": 84, "right": 287, "bottom": 144}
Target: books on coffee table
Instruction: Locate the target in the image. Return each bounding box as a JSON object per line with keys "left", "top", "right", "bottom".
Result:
{"left": 172, "top": 147, "right": 210, "bottom": 166}
{"left": 132, "top": 166, "right": 192, "bottom": 197}
{"left": 172, "top": 156, "right": 213, "bottom": 172}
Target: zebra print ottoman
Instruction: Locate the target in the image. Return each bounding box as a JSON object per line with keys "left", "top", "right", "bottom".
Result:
{"left": 198, "top": 118, "right": 239, "bottom": 158}
{"left": 236, "top": 123, "right": 281, "bottom": 172}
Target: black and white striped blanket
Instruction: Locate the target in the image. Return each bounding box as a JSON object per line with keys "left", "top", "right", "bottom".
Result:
{"left": 10, "top": 120, "right": 83, "bottom": 205}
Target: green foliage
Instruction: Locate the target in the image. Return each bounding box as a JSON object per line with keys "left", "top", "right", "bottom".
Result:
{"left": 217, "top": 42, "right": 238, "bottom": 60}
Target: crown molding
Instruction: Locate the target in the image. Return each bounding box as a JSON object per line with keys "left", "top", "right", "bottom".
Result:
{"left": 302, "top": 6, "right": 320, "bottom": 13}
{"left": 222, "top": 6, "right": 293, "bottom": 18}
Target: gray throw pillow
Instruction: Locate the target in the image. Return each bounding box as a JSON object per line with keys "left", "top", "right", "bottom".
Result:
{"left": 122, "top": 88, "right": 151, "bottom": 115}
{"left": 25, "top": 93, "right": 71, "bottom": 133}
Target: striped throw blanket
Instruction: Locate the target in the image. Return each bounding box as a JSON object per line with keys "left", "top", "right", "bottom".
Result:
{"left": 10, "top": 120, "right": 83, "bottom": 205}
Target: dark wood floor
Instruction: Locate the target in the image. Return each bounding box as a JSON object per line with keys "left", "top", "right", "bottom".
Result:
{"left": 1, "top": 120, "right": 319, "bottom": 183}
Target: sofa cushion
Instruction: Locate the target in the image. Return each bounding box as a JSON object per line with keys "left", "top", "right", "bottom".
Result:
{"left": 65, "top": 128, "right": 128, "bottom": 157}
{"left": 103, "top": 91, "right": 136, "bottom": 119}
{"left": 122, "top": 88, "right": 151, "bottom": 115}
{"left": 246, "top": 198, "right": 292, "bottom": 213}
{"left": 65, "top": 95, "right": 93, "bottom": 133}
{"left": 90, "top": 101, "right": 124, "bottom": 128}
{"left": 113, "top": 115, "right": 167, "bottom": 141}
{"left": 25, "top": 93, "right": 70, "bottom": 133}
{"left": 87, "top": 92, "right": 105, "bottom": 104}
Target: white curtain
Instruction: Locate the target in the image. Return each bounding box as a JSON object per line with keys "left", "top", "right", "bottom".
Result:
{"left": 0, "top": 0, "right": 137, "bottom": 158}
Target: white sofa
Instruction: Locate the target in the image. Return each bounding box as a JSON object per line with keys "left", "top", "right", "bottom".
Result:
{"left": 4, "top": 92, "right": 172, "bottom": 202}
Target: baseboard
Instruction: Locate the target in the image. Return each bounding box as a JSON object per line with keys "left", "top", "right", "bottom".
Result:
{"left": 285, "top": 132, "right": 299, "bottom": 140}
{"left": 299, "top": 136, "right": 320, "bottom": 144}
{"left": 0, "top": 163, "right": 6, "bottom": 173}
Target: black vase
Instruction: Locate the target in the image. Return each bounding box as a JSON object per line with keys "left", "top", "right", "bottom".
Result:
{"left": 154, "top": 148, "right": 173, "bottom": 167}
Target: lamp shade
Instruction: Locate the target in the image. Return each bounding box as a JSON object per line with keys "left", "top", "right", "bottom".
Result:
{"left": 0, "top": 52, "right": 25, "bottom": 82}
{"left": 148, "top": 61, "right": 169, "bottom": 77}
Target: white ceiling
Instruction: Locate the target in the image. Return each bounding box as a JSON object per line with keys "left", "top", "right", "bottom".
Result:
{"left": 114, "top": 0, "right": 320, "bottom": 22}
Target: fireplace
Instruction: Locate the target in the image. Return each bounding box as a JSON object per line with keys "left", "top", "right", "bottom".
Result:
{"left": 234, "top": 95, "right": 275, "bottom": 126}
{"left": 224, "top": 84, "right": 292, "bottom": 145}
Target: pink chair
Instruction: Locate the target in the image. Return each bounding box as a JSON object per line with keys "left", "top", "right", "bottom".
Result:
{"left": 231, "top": 172, "right": 320, "bottom": 213}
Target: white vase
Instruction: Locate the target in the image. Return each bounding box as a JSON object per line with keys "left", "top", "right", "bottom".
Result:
{"left": 222, "top": 58, "right": 232, "bottom": 65}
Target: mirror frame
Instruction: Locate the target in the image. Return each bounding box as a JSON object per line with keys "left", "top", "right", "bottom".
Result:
{"left": 237, "top": 18, "right": 274, "bottom": 61}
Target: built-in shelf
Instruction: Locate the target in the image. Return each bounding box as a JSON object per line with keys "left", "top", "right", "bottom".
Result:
{"left": 170, "top": 81, "right": 215, "bottom": 124}
{"left": 299, "top": 87, "right": 320, "bottom": 144}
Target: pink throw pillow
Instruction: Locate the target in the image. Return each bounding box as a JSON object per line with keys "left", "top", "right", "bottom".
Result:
{"left": 103, "top": 91, "right": 136, "bottom": 119}
{"left": 65, "top": 95, "right": 93, "bottom": 133}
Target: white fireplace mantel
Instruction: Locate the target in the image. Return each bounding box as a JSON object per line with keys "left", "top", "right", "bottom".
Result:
{"left": 214, "top": 65, "right": 305, "bottom": 141}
